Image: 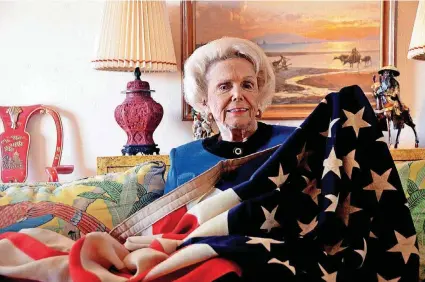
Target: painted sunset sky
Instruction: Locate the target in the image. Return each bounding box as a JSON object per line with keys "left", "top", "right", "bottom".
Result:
{"left": 195, "top": 1, "right": 381, "bottom": 46}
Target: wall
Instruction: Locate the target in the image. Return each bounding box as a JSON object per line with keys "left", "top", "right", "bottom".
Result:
{"left": 0, "top": 1, "right": 423, "bottom": 182}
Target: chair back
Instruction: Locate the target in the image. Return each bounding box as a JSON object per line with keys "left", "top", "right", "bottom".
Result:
{"left": 0, "top": 105, "right": 72, "bottom": 182}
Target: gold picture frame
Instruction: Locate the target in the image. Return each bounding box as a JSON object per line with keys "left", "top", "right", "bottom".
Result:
{"left": 181, "top": 0, "right": 397, "bottom": 121}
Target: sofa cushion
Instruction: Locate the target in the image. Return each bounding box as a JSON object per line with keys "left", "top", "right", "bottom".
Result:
{"left": 396, "top": 160, "right": 425, "bottom": 280}
{"left": 0, "top": 161, "right": 165, "bottom": 240}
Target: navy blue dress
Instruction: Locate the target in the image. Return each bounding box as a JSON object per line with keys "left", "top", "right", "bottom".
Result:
{"left": 164, "top": 122, "right": 296, "bottom": 194}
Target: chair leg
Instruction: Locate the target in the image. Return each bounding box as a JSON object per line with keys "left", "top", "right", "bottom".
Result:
{"left": 45, "top": 167, "right": 59, "bottom": 182}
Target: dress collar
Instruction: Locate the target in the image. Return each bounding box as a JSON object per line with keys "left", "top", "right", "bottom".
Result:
{"left": 202, "top": 122, "right": 273, "bottom": 159}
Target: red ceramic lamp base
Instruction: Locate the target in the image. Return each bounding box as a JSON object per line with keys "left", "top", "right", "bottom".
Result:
{"left": 114, "top": 68, "right": 163, "bottom": 156}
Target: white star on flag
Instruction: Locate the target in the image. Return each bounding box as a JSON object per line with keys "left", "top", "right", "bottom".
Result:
{"left": 324, "top": 240, "right": 346, "bottom": 256}
{"left": 343, "top": 150, "right": 360, "bottom": 179}
{"left": 342, "top": 107, "right": 371, "bottom": 138}
{"left": 325, "top": 193, "right": 339, "bottom": 212}
{"left": 298, "top": 216, "right": 318, "bottom": 236}
{"left": 376, "top": 136, "right": 386, "bottom": 143}
{"left": 377, "top": 274, "right": 401, "bottom": 282}
{"left": 387, "top": 231, "right": 419, "bottom": 264}
{"left": 296, "top": 143, "right": 307, "bottom": 164}
{"left": 246, "top": 237, "right": 284, "bottom": 252}
{"left": 318, "top": 263, "right": 337, "bottom": 282}
{"left": 260, "top": 205, "right": 281, "bottom": 233}
{"left": 268, "top": 163, "right": 289, "bottom": 189}
{"left": 296, "top": 143, "right": 311, "bottom": 171}
{"left": 322, "top": 147, "right": 343, "bottom": 179}
{"left": 363, "top": 169, "right": 397, "bottom": 202}
{"left": 302, "top": 179, "right": 321, "bottom": 205}
{"left": 268, "top": 258, "right": 296, "bottom": 275}
{"left": 337, "top": 193, "right": 362, "bottom": 226}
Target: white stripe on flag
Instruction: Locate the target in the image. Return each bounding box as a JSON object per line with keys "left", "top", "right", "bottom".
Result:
{"left": 188, "top": 189, "right": 241, "bottom": 225}
{"left": 144, "top": 243, "right": 218, "bottom": 281}
{"left": 185, "top": 211, "right": 230, "bottom": 240}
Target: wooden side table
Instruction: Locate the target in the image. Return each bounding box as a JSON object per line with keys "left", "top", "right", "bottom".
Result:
{"left": 96, "top": 155, "right": 170, "bottom": 175}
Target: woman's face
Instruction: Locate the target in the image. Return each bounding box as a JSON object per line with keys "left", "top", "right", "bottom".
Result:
{"left": 205, "top": 58, "right": 259, "bottom": 131}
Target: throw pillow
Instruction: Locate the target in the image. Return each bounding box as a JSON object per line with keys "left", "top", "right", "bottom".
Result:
{"left": 0, "top": 161, "right": 165, "bottom": 240}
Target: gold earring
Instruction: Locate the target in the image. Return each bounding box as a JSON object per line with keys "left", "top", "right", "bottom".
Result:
{"left": 256, "top": 109, "right": 262, "bottom": 118}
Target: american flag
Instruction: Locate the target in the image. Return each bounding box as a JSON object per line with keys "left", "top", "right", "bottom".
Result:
{"left": 109, "top": 85, "right": 419, "bottom": 281}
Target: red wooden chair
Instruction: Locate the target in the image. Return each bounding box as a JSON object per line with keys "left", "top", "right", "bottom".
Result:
{"left": 0, "top": 105, "right": 74, "bottom": 182}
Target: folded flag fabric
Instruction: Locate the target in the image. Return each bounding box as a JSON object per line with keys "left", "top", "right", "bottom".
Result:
{"left": 0, "top": 85, "right": 419, "bottom": 281}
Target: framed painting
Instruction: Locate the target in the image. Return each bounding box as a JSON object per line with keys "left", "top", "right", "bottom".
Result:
{"left": 181, "top": 0, "right": 397, "bottom": 121}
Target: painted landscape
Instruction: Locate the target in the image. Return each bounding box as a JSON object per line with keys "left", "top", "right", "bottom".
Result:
{"left": 195, "top": 1, "right": 381, "bottom": 105}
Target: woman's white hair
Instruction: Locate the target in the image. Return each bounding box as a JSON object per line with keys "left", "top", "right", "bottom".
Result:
{"left": 183, "top": 37, "right": 276, "bottom": 114}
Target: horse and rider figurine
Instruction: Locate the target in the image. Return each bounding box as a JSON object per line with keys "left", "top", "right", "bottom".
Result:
{"left": 371, "top": 65, "right": 419, "bottom": 148}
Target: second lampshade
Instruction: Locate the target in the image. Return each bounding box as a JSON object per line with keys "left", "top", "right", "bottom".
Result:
{"left": 408, "top": 0, "right": 425, "bottom": 61}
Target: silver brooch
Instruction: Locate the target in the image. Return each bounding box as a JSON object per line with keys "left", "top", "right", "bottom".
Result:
{"left": 233, "top": 147, "right": 242, "bottom": 155}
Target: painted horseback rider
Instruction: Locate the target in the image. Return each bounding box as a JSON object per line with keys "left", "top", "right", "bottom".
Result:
{"left": 351, "top": 48, "right": 361, "bottom": 61}
{"left": 371, "top": 65, "right": 419, "bottom": 148}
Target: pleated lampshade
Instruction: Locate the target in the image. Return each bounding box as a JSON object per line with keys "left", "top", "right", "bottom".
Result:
{"left": 408, "top": 0, "right": 425, "bottom": 60}
{"left": 92, "top": 0, "right": 177, "bottom": 72}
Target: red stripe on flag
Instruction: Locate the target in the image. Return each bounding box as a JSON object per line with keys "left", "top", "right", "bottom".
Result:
{"left": 153, "top": 206, "right": 188, "bottom": 234}
{"left": 0, "top": 232, "right": 68, "bottom": 260}
{"left": 69, "top": 237, "right": 101, "bottom": 282}
{"left": 150, "top": 239, "right": 165, "bottom": 253}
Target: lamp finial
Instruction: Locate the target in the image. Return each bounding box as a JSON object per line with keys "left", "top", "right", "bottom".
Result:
{"left": 134, "top": 67, "right": 141, "bottom": 80}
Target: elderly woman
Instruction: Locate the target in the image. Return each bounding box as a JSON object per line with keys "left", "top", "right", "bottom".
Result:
{"left": 164, "top": 37, "right": 296, "bottom": 194}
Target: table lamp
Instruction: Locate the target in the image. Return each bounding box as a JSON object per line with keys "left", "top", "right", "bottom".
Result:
{"left": 92, "top": 0, "right": 177, "bottom": 155}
